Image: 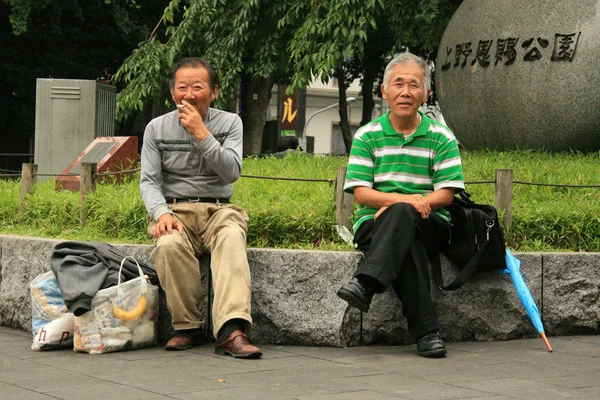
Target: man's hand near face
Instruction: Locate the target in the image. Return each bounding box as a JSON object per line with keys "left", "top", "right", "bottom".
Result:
{"left": 153, "top": 213, "right": 185, "bottom": 239}
{"left": 178, "top": 100, "right": 211, "bottom": 141}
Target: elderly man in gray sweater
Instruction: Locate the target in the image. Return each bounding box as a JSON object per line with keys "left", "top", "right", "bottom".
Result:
{"left": 140, "top": 57, "right": 261, "bottom": 358}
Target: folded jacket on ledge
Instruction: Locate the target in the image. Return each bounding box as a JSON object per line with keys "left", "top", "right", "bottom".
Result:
{"left": 50, "top": 241, "right": 159, "bottom": 316}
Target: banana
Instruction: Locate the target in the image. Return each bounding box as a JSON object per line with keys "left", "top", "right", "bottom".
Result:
{"left": 112, "top": 295, "right": 148, "bottom": 321}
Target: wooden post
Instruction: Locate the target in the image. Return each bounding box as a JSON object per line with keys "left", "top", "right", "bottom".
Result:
{"left": 335, "top": 167, "right": 354, "bottom": 230}
{"left": 494, "top": 169, "right": 513, "bottom": 231}
{"left": 19, "top": 163, "right": 38, "bottom": 214}
{"left": 80, "top": 163, "right": 97, "bottom": 225}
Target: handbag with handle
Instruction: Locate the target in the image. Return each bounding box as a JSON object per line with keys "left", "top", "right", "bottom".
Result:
{"left": 430, "top": 190, "right": 507, "bottom": 290}
{"left": 74, "top": 256, "right": 158, "bottom": 354}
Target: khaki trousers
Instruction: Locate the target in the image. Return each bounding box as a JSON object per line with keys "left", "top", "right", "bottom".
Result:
{"left": 148, "top": 202, "right": 252, "bottom": 337}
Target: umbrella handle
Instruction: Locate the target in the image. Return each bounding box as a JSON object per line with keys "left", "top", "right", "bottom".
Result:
{"left": 541, "top": 332, "right": 553, "bottom": 352}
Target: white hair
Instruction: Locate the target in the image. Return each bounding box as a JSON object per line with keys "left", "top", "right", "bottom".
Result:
{"left": 382, "top": 52, "right": 431, "bottom": 94}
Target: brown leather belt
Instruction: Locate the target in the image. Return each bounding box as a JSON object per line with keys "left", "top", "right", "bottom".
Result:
{"left": 165, "top": 197, "right": 230, "bottom": 204}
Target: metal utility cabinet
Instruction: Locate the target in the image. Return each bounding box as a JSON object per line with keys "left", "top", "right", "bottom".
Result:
{"left": 34, "top": 79, "right": 116, "bottom": 178}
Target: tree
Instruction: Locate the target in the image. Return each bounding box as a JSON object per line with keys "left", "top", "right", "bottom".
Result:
{"left": 0, "top": 0, "right": 165, "bottom": 170}
{"left": 114, "top": 0, "right": 298, "bottom": 156}
{"left": 283, "top": 0, "right": 462, "bottom": 152}
{"left": 280, "top": 0, "right": 380, "bottom": 153}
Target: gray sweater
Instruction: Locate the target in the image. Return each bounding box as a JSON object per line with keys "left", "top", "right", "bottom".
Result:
{"left": 140, "top": 108, "right": 243, "bottom": 222}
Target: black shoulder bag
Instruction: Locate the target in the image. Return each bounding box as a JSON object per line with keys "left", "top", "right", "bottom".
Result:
{"left": 430, "top": 190, "right": 507, "bottom": 290}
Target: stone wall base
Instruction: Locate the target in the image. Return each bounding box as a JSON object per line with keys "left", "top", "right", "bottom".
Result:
{"left": 1, "top": 235, "right": 598, "bottom": 346}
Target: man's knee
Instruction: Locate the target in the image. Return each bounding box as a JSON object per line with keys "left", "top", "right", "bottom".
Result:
{"left": 152, "top": 231, "right": 194, "bottom": 268}
{"left": 382, "top": 202, "right": 419, "bottom": 221}
{"left": 155, "top": 230, "right": 189, "bottom": 251}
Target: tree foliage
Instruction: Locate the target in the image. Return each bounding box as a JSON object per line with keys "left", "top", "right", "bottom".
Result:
{"left": 114, "top": 0, "right": 299, "bottom": 154}
{"left": 114, "top": 0, "right": 461, "bottom": 155}
{"left": 0, "top": 0, "right": 165, "bottom": 170}
{"left": 281, "top": 0, "right": 462, "bottom": 152}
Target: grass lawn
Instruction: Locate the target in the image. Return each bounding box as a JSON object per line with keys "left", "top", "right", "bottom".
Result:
{"left": 1, "top": 150, "right": 599, "bottom": 252}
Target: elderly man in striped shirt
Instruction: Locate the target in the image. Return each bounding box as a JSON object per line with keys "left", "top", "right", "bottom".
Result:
{"left": 337, "top": 52, "right": 465, "bottom": 358}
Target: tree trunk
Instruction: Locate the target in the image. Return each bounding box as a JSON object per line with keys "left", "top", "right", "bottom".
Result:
{"left": 360, "top": 67, "right": 376, "bottom": 127}
{"left": 336, "top": 67, "right": 353, "bottom": 154}
{"left": 240, "top": 74, "right": 274, "bottom": 156}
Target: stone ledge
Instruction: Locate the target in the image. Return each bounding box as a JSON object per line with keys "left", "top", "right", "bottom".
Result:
{"left": 1, "top": 234, "right": 598, "bottom": 346}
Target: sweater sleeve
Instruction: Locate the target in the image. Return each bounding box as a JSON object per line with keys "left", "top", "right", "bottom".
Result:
{"left": 140, "top": 121, "right": 170, "bottom": 222}
{"left": 194, "top": 114, "right": 243, "bottom": 184}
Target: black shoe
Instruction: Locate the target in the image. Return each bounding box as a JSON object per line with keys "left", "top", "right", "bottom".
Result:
{"left": 336, "top": 278, "right": 374, "bottom": 312}
{"left": 417, "top": 332, "right": 447, "bottom": 358}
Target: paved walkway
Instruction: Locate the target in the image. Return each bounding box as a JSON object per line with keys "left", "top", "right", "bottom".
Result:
{"left": 1, "top": 326, "right": 599, "bottom": 399}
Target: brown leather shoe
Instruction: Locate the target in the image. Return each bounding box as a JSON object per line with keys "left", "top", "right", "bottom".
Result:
{"left": 215, "top": 330, "right": 262, "bottom": 358}
{"left": 165, "top": 329, "right": 203, "bottom": 351}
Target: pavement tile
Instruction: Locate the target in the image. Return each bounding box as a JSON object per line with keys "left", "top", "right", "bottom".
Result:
{"left": 295, "top": 389, "right": 411, "bottom": 399}
{"left": 97, "top": 367, "right": 223, "bottom": 396}
{"left": 272, "top": 344, "right": 417, "bottom": 364}
{"left": 544, "top": 338, "right": 600, "bottom": 357}
{"left": 346, "top": 356, "right": 514, "bottom": 384}
{"left": 30, "top": 352, "right": 164, "bottom": 378}
{"left": 1, "top": 327, "right": 599, "bottom": 400}
{"left": 252, "top": 344, "right": 311, "bottom": 359}
{"left": 0, "top": 340, "right": 68, "bottom": 360}
{"left": 211, "top": 369, "right": 375, "bottom": 398}
{"left": 107, "top": 345, "right": 198, "bottom": 361}
{"left": 332, "top": 372, "right": 491, "bottom": 400}
{"left": 0, "top": 326, "right": 32, "bottom": 337}
{"left": 530, "top": 373, "right": 600, "bottom": 390}
{"left": 43, "top": 380, "right": 172, "bottom": 400}
{"left": 216, "top": 354, "right": 371, "bottom": 380}
{"left": 1, "top": 365, "right": 119, "bottom": 394}
{"left": 171, "top": 386, "right": 274, "bottom": 400}
{"left": 570, "top": 386, "right": 600, "bottom": 398}
{"left": 0, "top": 332, "right": 33, "bottom": 344}
{"left": 0, "top": 382, "right": 57, "bottom": 400}
{"left": 560, "top": 335, "right": 600, "bottom": 345}
{"left": 137, "top": 351, "right": 275, "bottom": 380}
{"left": 0, "top": 353, "right": 48, "bottom": 373}
{"left": 446, "top": 337, "right": 550, "bottom": 355}
{"left": 456, "top": 377, "right": 589, "bottom": 399}
{"left": 457, "top": 397, "right": 514, "bottom": 400}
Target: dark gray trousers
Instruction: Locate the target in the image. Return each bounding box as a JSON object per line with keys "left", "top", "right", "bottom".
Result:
{"left": 354, "top": 202, "right": 450, "bottom": 340}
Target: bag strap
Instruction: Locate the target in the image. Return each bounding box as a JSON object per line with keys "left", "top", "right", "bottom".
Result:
{"left": 116, "top": 256, "right": 148, "bottom": 299}
{"left": 430, "top": 240, "right": 489, "bottom": 290}
{"left": 117, "top": 256, "right": 145, "bottom": 286}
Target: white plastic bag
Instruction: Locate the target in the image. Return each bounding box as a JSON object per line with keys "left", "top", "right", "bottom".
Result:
{"left": 74, "top": 256, "right": 158, "bottom": 354}
{"left": 30, "top": 271, "right": 75, "bottom": 351}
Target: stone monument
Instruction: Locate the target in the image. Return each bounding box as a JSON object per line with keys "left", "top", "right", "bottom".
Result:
{"left": 436, "top": 0, "right": 600, "bottom": 152}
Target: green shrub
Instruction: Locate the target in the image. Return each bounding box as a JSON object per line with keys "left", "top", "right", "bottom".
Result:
{"left": 1, "top": 150, "right": 599, "bottom": 251}
{"left": 459, "top": 150, "right": 600, "bottom": 251}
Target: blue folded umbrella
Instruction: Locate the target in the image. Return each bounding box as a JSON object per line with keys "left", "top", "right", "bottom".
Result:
{"left": 501, "top": 249, "right": 552, "bottom": 352}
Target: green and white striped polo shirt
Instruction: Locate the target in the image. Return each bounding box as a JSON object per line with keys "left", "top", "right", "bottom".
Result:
{"left": 344, "top": 110, "right": 465, "bottom": 233}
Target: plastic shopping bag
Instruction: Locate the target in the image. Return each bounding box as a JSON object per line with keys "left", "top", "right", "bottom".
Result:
{"left": 74, "top": 256, "right": 158, "bottom": 354}
{"left": 31, "top": 271, "right": 75, "bottom": 351}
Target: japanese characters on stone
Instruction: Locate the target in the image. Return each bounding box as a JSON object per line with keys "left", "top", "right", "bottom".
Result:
{"left": 441, "top": 32, "right": 581, "bottom": 71}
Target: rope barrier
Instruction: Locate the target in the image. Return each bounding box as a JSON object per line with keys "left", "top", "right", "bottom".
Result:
{"left": 94, "top": 168, "right": 141, "bottom": 177}
{"left": 240, "top": 174, "right": 335, "bottom": 186}
{"left": 1, "top": 172, "right": 599, "bottom": 188}
{"left": 464, "top": 180, "right": 495, "bottom": 185}
{"left": 34, "top": 173, "right": 79, "bottom": 177}
{"left": 513, "top": 181, "right": 600, "bottom": 188}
